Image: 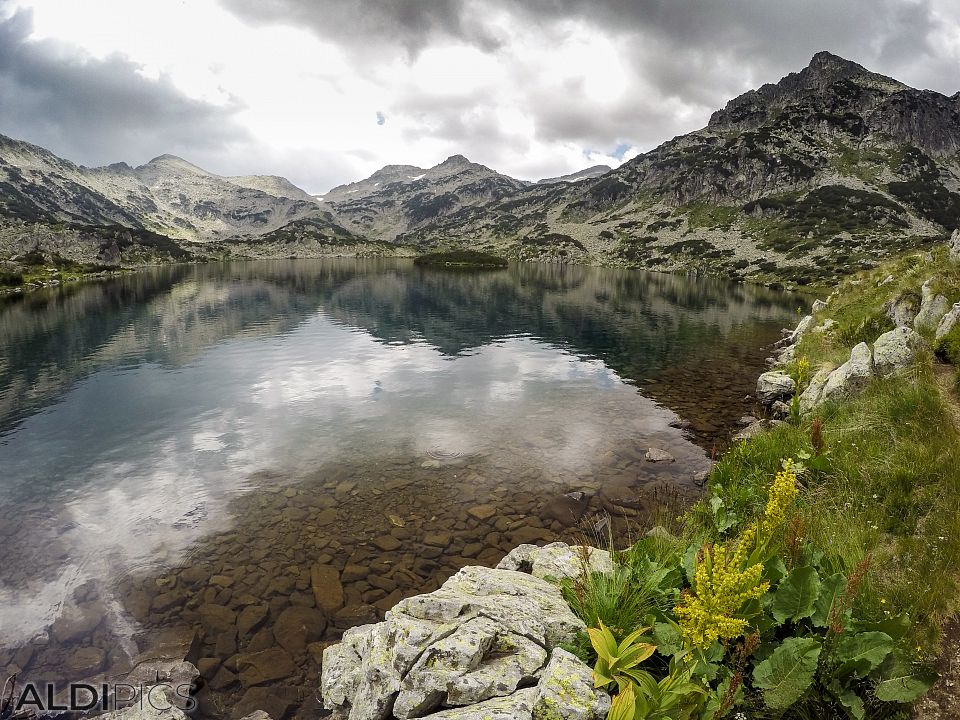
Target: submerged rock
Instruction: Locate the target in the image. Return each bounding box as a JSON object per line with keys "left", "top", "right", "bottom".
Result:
{"left": 873, "top": 327, "right": 926, "bottom": 377}
{"left": 644, "top": 447, "right": 675, "bottom": 463}
{"left": 756, "top": 371, "right": 796, "bottom": 404}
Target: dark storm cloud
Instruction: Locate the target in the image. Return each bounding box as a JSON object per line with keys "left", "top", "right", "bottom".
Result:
{"left": 223, "top": 0, "right": 504, "bottom": 57}
{"left": 223, "top": 0, "right": 958, "bottom": 158}
{"left": 0, "top": 5, "right": 248, "bottom": 168}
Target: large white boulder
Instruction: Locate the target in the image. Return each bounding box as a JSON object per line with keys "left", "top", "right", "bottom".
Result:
{"left": 820, "top": 342, "right": 874, "bottom": 404}
{"left": 497, "top": 542, "right": 613, "bottom": 580}
{"left": 950, "top": 229, "right": 960, "bottom": 263}
{"left": 873, "top": 327, "right": 927, "bottom": 377}
{"left": 532, "top": 648, "right": 610, "bottom": 720}
{"left": 320, "top": 566, "right": 584, "bottom": 720}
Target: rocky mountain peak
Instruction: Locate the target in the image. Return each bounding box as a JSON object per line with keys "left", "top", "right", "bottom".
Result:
{"left": 436, "top": 154, "right": 473, "bottom": 169}
{"left": 139, "top": 154, "right": 211, "bottom": 176}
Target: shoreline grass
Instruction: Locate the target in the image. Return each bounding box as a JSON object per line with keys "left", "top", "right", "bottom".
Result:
{"left": 564, "top": 246, "right": 960, "bottom": 719}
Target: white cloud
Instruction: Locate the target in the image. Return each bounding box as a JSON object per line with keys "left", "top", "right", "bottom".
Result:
{"left": 4, "top": 0, "right": 959, "bottom": 193}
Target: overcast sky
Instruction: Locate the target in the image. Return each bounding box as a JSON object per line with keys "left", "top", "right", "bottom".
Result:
{"left": 0, "top": 0, "right": 958, "bottom": 194}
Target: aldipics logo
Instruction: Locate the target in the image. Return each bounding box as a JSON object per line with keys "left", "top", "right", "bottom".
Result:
{"left": 1, "top": 675, "right": 197, "bottom": 719}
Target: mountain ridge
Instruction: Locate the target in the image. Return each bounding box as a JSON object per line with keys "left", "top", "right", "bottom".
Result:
{"left": 2, "top": 50, "right": 959, "bottom": 286}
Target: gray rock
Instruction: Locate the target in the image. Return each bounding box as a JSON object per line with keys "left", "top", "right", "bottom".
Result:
{"left": 820, "top": 342, "right": 873, "bottom": 403}
{"left": 770, "top": 400, "right": 791, "bottom": 420}
{"left": 790, "top": 315, "right": 815, "bottom": 342}
{"left": 320, "top": 566, "right": 583, "bottom": 720}
{"left": 878, "top": 274, "right": 895, "bottom": 286}
{"left": 812, "top": 299, "right": 827, "bottom": 313}
{"left": 914, "top": 280, "right": 951, "bottom": 333}
{"left": 419, "top": 688, "right": 538, "bottom": 719}
{"left": 644, "top": 447, "right": 675, "bottom": 463}
{"left": 533, "top": 648, "right": 610, "bottom": 720}
{"left": 936, "top": 302, "right": 960, "bottom": 341}
{"left": 237, "top": 712, "right": 275, "bottom": 720}
{"left": 885, "top": 292, "right": 920, "bottom": 328}
{"left": 812, "top": 319, "right": 837, "bottom": 334}
{"left": 497, "top": 542, "right": 613, "bottom": 581}
{"left": 773, "top": 343, "right": 796, "bottom": 365}
{"left": 95, "top": 701, "right": 188, "bottom": 720}
{"left": 799, "top": 367, "right": 833, "bottom": 414}
{"left": 394, "top": 617, "right": 548, "bottom": 716}
{"left": 951, "top": 229, "right": 960, "bottom": 262}
{"left": 756, "top": 371, "right": 796, "bottom": 404}
{"left": 873, "top": 327, "right": 926, "bottom": 377}
{"left": 732, "top": 419, "right": 787, "bottom": 442}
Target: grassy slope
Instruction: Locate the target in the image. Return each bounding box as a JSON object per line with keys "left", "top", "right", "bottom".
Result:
{"left": 564, "top": 246, "right": 960, "bottom": 718}
{"left": 710, "top": 247, "right": 960, "bottom": 648}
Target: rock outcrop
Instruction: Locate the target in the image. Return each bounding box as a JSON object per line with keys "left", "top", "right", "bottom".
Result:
{"left": 885, "top": 292, "right": 921, "bottom": 328}
{"left": 756, "top": 371, "right": 796, "bottom": 403}
{"left": 496, "top": 542, "right": 613, "bottom": 580}
{"left": 950, "top": 229, "right": 960, "bottom": 263}
{"left": 873, "top": 327, "right": 927, "bottom": 377}
{"left": 819, "top": 342, "right": 874, "bottom": 404}
{"left": 320, "top": 564, "right": 593, "bottom": 720}
{"left": 936, "top": 302, "right": 960, "bottom": 341}
{"left": 915, "top": 281, "right": 952, "bottom": 333}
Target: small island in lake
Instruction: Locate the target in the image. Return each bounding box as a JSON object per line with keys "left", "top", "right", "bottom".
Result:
{"left": 413, "top": 249, "right": 508, "bottom": 269}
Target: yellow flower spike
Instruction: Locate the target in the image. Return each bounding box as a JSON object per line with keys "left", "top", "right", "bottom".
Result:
{"left": 677, "top": 459, "right": 798, "bottom": 649}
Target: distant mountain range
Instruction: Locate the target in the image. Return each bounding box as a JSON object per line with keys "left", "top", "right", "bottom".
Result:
{"left": 2, "top": 51, "right": 959, "bottom": 285}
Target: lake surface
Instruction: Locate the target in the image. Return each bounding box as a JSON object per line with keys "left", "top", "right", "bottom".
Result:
{"left": 0, "top": 259, "right": 799, "bottom": 718}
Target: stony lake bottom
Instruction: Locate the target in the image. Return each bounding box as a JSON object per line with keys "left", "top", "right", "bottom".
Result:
{"left": 0, "top": 259, "right": 800, "bottom": 719}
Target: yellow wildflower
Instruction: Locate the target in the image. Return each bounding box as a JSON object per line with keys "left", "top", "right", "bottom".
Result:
{"left": 675, "top": 542, "right": 769, "bottom": 649}
{"left": 677, "top": 459, "right": 799, "bottom": 649}
{"left": 762, "top": 459, "right": 798, "bottom": 534}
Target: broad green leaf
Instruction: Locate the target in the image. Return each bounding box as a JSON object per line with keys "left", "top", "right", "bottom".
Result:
{"left": 764, "top": 555, "right": 788, "bottom": 585}
{"left": 608, "top": 683, "right": 637, "bottom": 720}
{"left": 617, "top": 626, "right": 651, "bottom": 654}
{"left": 618, "top": 642, "right": 656, "bottom": 669}
{"left": 593, "top": 657, "right": 613, "bottom": 688}
{"left": 848, "top": 613, "right": 910, "bottom": 640}
{"left": 872, "top": 653, "right": 938, "bottom": 702}
{"left": 772, "top": 566, "right": 820, "bottom": 623}
{"left": 753, "top": 637, "right": 822, "bottom": 710}
{"left": 653, "top": 622, "right": 684, "bottom": 657}
{"left": 827, "top": 679, "right": 865, "bottom": 720}
{"left": 811, "top": 572, "right": 846, "bottom": 628}
{"left": 834, "top": 631, "right": 893, "bottom": 678}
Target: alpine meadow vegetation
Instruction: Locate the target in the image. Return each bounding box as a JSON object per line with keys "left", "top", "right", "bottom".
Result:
{"left": 563, "top": 246, "right": 960, "bottom": 719}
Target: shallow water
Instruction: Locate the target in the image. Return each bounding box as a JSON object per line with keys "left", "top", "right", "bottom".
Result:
{"left": 0, "top": 259, "right": 798, "bottom": 718}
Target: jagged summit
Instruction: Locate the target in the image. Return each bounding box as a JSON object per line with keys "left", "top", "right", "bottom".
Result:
{"left": 436, "top": 154, "right": 472, "bottom": 168}
{"left": 137, "top": 154, "right": 211, "bottom": 176}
